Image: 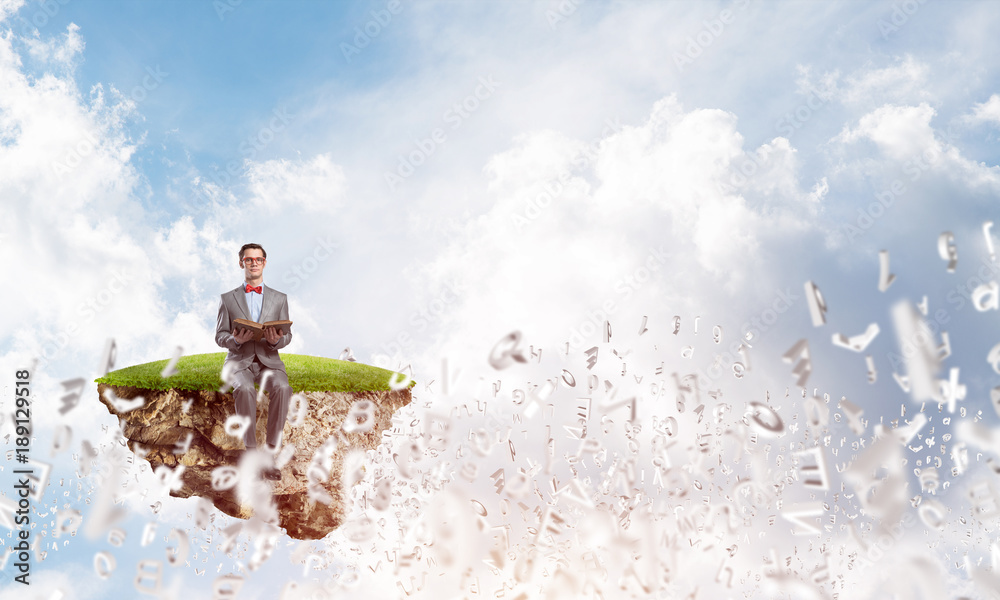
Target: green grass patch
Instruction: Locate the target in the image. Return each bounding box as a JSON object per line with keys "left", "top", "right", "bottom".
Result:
{"left": 95, "top": 352, "right": 414, "bottom": 393}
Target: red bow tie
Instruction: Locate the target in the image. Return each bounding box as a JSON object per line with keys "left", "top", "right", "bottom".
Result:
{"left": 245, "top": 284, "right": 262, "bottom": 294}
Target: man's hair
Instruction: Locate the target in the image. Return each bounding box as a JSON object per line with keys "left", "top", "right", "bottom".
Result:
{"left": 239, "top": 243, "right": 267, "bottom": 261}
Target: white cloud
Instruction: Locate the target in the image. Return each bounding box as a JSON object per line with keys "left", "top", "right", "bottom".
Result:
{"left": 840, "top": 55, "right": 931, "bottom": 107}
{"left": 395, "top": 95, "right": 827, "bottom": 377}
{"left": 152, "top": 215, "right": 203, "bottom": 278}
{"left": 5, "top": 3, "right": 1000, "bottom": 597}
{"left": 246, "top": 153, "right": 347, "bottom": 214}
{"left": 0, "top": 18, "right": 363, "bottom": 392}
{"left": 836, "top": 103, "right": 938, "bottom": 160}
{"left": 23, "top": 21, "right": 84, "bottom": 66}
{"left": 967, "top": 93, "right": 1000, "bottom": 126}
{"left": 0, "top": 0, "right": 23, "bottom": 21}
{"left": 484, "top": 129, "right": 588, "bottom": 194}
{"left": 835, "top": 102, "right": 1000, "bottom": 189}
{"left": 0, "top": 19, "right": 227, "bottom": 397}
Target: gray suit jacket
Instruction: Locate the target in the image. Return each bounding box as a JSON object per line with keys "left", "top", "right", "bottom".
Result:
{"left": 215, "top": 283, "right": 292, "bottom": 372}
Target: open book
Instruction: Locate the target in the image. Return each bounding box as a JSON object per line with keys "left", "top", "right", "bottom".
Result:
{"left": 232, "top": 318, "right": 292, "bottom": 342}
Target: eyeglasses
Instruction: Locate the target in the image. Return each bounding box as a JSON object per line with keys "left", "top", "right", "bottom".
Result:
{"left": 242, "top": 257, "right": 266, "bottom": 265}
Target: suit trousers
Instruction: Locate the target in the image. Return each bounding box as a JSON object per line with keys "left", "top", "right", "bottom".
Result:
{"left": 231, "top": 357, "right": 292, "bottom": 449}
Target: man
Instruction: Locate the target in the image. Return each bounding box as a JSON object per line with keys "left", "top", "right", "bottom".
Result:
{"left": 215, "top": 243, "right": 292, "bottom": 481}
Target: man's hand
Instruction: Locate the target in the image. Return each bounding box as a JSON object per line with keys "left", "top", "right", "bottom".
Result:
{"left": 233, "top": 327, "right": 255, "bottom": 344}
{"left": 264, "top": 327, "right": 283, "bottom": 345}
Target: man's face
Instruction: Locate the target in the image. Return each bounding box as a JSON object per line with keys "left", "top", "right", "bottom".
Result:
{"left": 241, "top": 248, "right": 266, "bottom": 280}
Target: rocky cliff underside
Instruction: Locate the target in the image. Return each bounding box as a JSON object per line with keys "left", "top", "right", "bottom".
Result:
{"left": 97, "top": 383, "right": 411, "bottom": 539}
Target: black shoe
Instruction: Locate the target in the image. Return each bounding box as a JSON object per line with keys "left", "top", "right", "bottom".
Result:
{"left": 262, "top": 467, "right": 281, "bottom": 481}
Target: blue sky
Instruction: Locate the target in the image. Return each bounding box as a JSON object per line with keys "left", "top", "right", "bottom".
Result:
{"left": 3, "top": 0, "right": 1000, "bottom": 597}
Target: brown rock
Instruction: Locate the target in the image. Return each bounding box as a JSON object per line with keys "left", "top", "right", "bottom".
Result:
{"left": 96, "top": 383, "right": 411, "bottom": 539}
